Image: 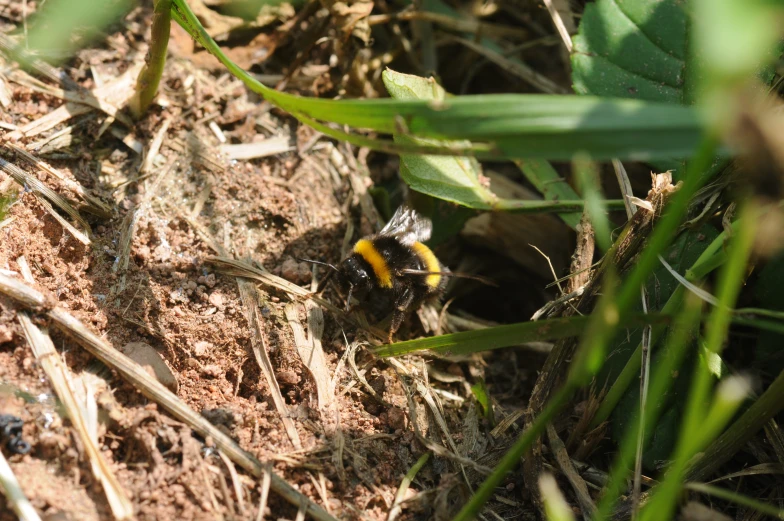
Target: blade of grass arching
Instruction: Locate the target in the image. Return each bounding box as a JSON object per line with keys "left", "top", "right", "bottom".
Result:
{"left": 455, "top": 136, "right": 717, "bottom": 520}
{"left": 638, "top": 201, "right": 758, "bottom": 521}
{"left": 594, "top": 292, "right": 703, "bottom": 521}
{"left": 515, "top": 159, "right": 582, "bottom": 228}
{"left": 684, "top": 482, "right": 784, "bottom": 519}
{"left": 169, "top": 0, "right": 706, "bottom": 162}
{"left": 372, "top": 313, "right": 671, "bottom": 358}
{"left": 292, "top": 96, "right": 706, "bottom": 161}
{"left": 292, "top": 109, "right": 492, "bottom": 157}
{"left": 589, "top": 219, "right": 736, "bottom": 430}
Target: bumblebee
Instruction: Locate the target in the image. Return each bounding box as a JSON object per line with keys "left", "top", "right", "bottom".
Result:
{"left": 306, "top": 206, "right": 450, "bottom": 343}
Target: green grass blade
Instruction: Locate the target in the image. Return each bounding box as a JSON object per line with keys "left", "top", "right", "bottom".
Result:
{"left": 684, "top": 482, "right": 784, "bottom": 519}
{"left": 571, "top": 0, "right": 694, "bottom": 173}
{"left": 130, "top": 0, "right": 171, "bottom": 117}
{"left": 372, "top": 313, "right": 671, "bottom": 358}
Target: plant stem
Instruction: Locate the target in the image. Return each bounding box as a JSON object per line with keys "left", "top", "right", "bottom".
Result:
{"left": 131, "top": 0, "right": 171, "bottom": 118}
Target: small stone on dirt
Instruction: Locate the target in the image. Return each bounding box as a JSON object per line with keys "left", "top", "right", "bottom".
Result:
{"left": 193, "top": 341, "right": 212, "bottom": 358}
{"left": 119, "top": 342, "right": 179, "bottom": 393}
{"left": 297, "top": 262, "right": 312, "bottom": 284}
{"left": 280, "top": 258, "right": 300, "bottom": 282}
{"left": 201, "top": 407, "right": 234, "bottom": 427}
{"left": 276, "top": 369, "right": 300, "bottom": 385}
{"left": 0, "top": 325, "right": 12, "bottom": 344}
{"left": 387, "top": 407, "right": 407, "bottom": 431}
{"left": 208, "top": 292, "right": 224, "bottom": 307}
{"left": 201, "top": 364, "right": 222, "bottom": 378}
{"left": 368, "top": 374, "right": 386, "bottom": 395}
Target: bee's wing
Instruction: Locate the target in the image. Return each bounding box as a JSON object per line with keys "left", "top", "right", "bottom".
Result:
{"left": 380, "top": 206, "right": 432, "bottom": 245}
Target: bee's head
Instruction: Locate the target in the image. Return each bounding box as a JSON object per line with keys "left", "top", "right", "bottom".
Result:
{"left": 337, "top": 256, "right": 374, "bottom": 310}
{"left": 298, "top": 256, "right": 372, "bottom": 312}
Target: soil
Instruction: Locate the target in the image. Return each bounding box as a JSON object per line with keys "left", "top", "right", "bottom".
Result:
{"left": 0, "top": 1, "right": 571, "bottom": 520}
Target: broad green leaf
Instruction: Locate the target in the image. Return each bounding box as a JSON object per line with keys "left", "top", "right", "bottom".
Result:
{"left": 572, "top": 0, "right": 691, "bottom": 173}
{"left": 383, "top": 69, "right": 496, "bottom": 209}
{"left": 383, "top": 69, "right": 449, "bottom": 101}
{"left": 572, "top": 0, "right": 689, "bottom": 103}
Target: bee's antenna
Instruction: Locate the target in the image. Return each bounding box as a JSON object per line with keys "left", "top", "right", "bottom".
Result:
{"left": 297, "top": 258, "right": 339, "bottom": 272}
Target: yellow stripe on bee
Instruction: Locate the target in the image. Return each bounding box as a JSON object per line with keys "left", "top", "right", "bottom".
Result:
{"left": 412, "top": 242, "right": 442, "bottom": 288}
{"left": 353, "top": 239, "right": 393, "bottom": 288}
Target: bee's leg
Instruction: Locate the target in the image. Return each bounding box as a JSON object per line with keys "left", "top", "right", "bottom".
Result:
{"left": 389, "top": 288, "right": 415, "bottom": 343}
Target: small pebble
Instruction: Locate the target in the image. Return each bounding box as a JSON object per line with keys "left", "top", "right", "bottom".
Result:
{"left": 202, "top": 364, "right": 222, "bottom": 378}
{"left": 193, "top": 341, "right": 212, "bottom": 358}
{"left": 208, "top": 292, "right": 223, "bottom": 307}
{"left": 280, "top": 258, "right": 299, "bottom": 282}
{"left": 387, "top": 407, "right": 407, "bottom": 431}
{"left": 276, "top": 369, "right": 300, "bottom": 385}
